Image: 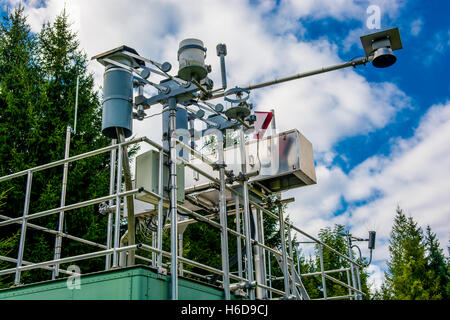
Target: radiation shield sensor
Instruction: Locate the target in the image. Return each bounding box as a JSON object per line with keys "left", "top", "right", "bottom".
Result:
{"left": 360, "top": 27, "right": 402, "bottom": 68}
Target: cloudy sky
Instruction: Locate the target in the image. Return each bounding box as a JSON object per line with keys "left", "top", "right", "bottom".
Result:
{"left": 2, "top": 0, "right": 449, "bottom": 292}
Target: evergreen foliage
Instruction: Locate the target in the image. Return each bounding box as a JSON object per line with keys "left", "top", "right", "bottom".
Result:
{"left": 0, "top": 6, "right": 110, "bottom": 288}
{"left": 382, "top": 206, "right": 449, "bottom": 299}
{"left": 424, "top": 226, "right": 449, "bottom": 299}
{"left": 303, "top": 224, "right": 370, "bottom": 299}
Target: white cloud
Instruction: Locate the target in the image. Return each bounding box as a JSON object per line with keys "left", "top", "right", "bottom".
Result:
{"left": 367, "top": 263, "right": 385, "bottom": 291}
{"left": 422, "top": 29, "right": 450, "bottom": 66}
{"left": 410, "top": 18, "right": 423, "bottom": 36}
{"left": 277, "top": 0, "right": 404, "bottom": 22}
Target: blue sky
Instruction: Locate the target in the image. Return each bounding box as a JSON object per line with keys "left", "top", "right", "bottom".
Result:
{"left": 1, "top": 0, "right": 449, "bottom": 291}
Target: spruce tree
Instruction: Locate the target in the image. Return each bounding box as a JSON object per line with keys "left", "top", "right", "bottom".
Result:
{"left": 36, "top": 9, "right": 111, "bottom": 273}
{"left": 383, "top": 206, "right": 437, "bottom": 299}
{"left": 424, "top": 226, "right": 449, "bottom": 299}
{"left": 0, "top": 5, "right": 45, "bottom": 288}
{"left": 0, "top": 7, "right": 111, "bottom": 287}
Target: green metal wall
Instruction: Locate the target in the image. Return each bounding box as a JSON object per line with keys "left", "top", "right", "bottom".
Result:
{"left": 0, "top": 265, "right": 238, "bottom": 300}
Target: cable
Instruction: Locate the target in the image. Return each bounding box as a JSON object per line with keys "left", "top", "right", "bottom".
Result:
{"left": 366, "top": 249, "right": 373, "bottom": 266}
{"left": 352, "top": 244, "right": 363, "bottom": 262}
{"left": 352, "top": 244, "right": 373, "bottom": 267}
{"left": 349, "top": 55, "right": 365, "bottom": 62}
{"left": 143, "top": 111, "right": 164, "bottom": 119}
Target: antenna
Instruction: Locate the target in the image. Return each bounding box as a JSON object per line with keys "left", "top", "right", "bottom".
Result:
{"left": 73, "top": 75, "right": 79, "bottom": 134}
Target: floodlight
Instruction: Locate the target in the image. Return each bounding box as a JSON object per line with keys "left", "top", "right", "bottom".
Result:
{"left": 360, "top": 27, "right": 402, "bottom": 68}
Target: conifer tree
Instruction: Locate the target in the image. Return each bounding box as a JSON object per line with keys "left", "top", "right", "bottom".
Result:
{"left": 36, "top": 9, "right": 111, "bottom": 274}
{"left": 0, "top": 5, "right": 45, "bottom": 288}
{"left": 383, "top": 206, "right": 439, "bottom": 299}
{"left": 424, "top": 226, "right": 449, "bottom": 299}
{"left": 0, "top": 7, "right": 111, "bottom": 287}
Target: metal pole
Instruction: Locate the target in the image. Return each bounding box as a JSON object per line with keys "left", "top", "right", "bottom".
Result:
{"left": 252, "top": 208, "right": 263, "bottom": 299}
{"left": 268, "top": 252, "right": 272, "bottom": 299}
{"left": 52, "top": 125, "right": 71, "bottom": 279}
{"left": 218, "top": 47, "right": 227, "bottom": 90}
{"left": 0, "top": 189, "right": 138, "bottom": 228}
{"left": 0, "top": 214, "right": 106, "bottom": 249}
{"left": 270, "top": 109, "right": 276, "bottom": 132}
{"left": 189, "top": 117, "right": 195, "bottom": 151}
{"left": 14, "top": 170, "right": 33, "bottom": 285}
{"left": 242, "top": 200, "right": 248, "bottom": 283}
{"left": 217, "top": 131, "right": 231, "bottom": 300}
{"left": 0, "top": 137, "right": 145, "bottom": 183}
{"left": 287, "top": 222, "right": 296, "bottom": 296}
{"left": 157, "top": 150, "right": 164, "bottom": 268}
{"left": 151, "top": 231, "right": 156, "bottom": 268}
{"left": 209, "top": 57, "right": 372, "bottom": 100}
{"left": 2, "top": 245, "right": 141, "bottom": 276}
{"left": 105, "top": 139, "right": 116, "bottom": 270}
{"left": 116, "top": 129, "right": 135, "bottom": 266}
{"left": 257, "top": 208, "right": 267, "bottom": 298}
{"left": 319, "top": 245, "right": 327, "bottom": 300}
{"left": 179, "top": 233, "right": 183, "bottom": 276}
{"left": 278, "top": 203, "right": 290, "bottom": 297}
{"left": 73, "top": 76, "right": 79, "bottom": 134}
{"left": 356, "top": 265, "right": 362, "bottom": 300}
{"left": 346, "top": 269, "right": 353, "bottom": 300}
{"left": 347, "top": 231, "right": 358, "bottom": 300}
{"left": 235, "top": 197, "right": 243, "bottom": 279}
{"left": 239, "top": 127, "right": 254, "bottom": 300}
{"left": 324, "top": 273, "right": 365, "bottom": 296}
{"left": 168, "top": 97, "right": 178, "bottom": 300}
{"left": 296, "top": 245, "right": 302, "bottom": 278}
{"left": 1, "top": 255, "right": 73, "bottom": 275}
{"left": 112, "top": 143, "right": 123, "bottom": 268}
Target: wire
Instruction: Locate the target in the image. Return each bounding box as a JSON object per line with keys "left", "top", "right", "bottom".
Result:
{"left": 366, "top": 249, "right": 373, "bottom": 266}
{"left": 349, "top": 55, "right": 365, "bottom": 62}
{"left": 352, "top": 244, "right": 363, "bottom": 262}
{"left": 143, "top": 111, "right": 164, "bottom": 119}
{"left": 352, "top": 244, "right": 373, "bottom": 267}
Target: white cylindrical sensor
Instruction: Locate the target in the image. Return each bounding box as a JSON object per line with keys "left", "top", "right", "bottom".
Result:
{"left": 177, "top": 38, "right": 207, "bottom": 81}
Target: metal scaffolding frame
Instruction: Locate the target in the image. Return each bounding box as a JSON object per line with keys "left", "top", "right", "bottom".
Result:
{"left": 0, "top": 134, "right": 365, "bottom": 300}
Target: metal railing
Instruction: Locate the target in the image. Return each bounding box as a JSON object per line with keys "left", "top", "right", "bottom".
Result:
{"left": 0, "top": 135, "right": 365, "bottom": 300}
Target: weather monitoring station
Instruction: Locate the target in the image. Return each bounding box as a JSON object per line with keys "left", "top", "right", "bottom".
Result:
{"left": 0, "top": 26, "right": 402, "bottom": 300}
